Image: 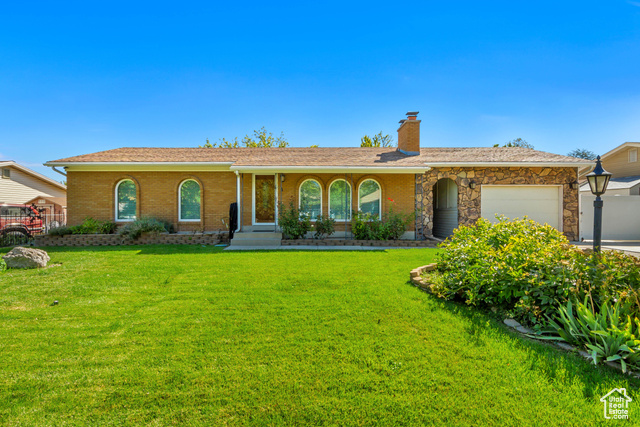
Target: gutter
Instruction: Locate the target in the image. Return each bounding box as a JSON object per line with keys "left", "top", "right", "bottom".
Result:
{"left": 230, "top": 165, "right": 432, "bottom": 174}
{"left": 44, "top": 161, "right": 236, "bottom": 167}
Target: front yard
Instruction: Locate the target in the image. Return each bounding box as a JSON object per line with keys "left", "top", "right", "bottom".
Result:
{"left": 1, "top": 246, "right": 636, "bottom": 425}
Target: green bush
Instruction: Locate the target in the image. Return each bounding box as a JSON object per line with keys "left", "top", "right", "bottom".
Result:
{"left": 118, "top": 217, "right": 168, "bottom": 239}
{"left": 57, "top": 217, "right": 117, "bottom": 235}
{"left": 434, "top": 216, "right": 640, "bottom": 327}
{"left": 352, "top": 212, "right": 383, "bottom": 240}
{"left": 278, "top": 201, "right": 311, "bottom": 239}
{"left": 435, "top": 217, "right": 583, "bottom": 325}
{"left": 351, "top": 205, "right": 413, "bottom": 240}
{"left": 0, "top": 258, "right": 6, "bottom": 272}
{"left": 314, "top": 215, "right": 335, "bottom": 239}
{"left": 48, "top": 226, "right": 73, "bottom": 236}
{"left": 382, "top": 204, "right": 414, "bottom": 240}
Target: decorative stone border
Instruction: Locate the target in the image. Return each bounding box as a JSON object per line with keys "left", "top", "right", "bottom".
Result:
{"left": 409, "top": 263, "right": 640, "bottom": 378}
{"left": 283, "top": 239, "right": 438, "bottom": 248}
{"left": 34, "top": 232, "right": 229, "bottom": 247}
{"left": 409, "top": 263, "right": 438, "bottom": 290}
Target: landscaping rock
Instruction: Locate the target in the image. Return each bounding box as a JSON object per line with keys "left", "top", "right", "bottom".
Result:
{"left": 515, "top": 325, "right": 534, "bottom": 334}
{"left": 2, "top": 247, "right": 50, "bottom": 269}
{"left": 503, "top": 318, "right": 522, "bottom": 329}
{"left": 555, "top": 342, "right": 574, "bottom": 351}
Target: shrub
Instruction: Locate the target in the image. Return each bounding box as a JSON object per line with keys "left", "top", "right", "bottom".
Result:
{"left": 48, "top": 226, "right": 73, "bottom": 236}
{"left": 351, "top": 205, "right": 413, "bottom": 240}
{"left": 277, "top": 201, "right": 311, "bottom": 239}
{"left": 352, "top": 212, "right": 383, "bottom": 240}
{"left": 434, "top": 216, "right": 640, "bottom": 326}
{"left": 435, "top": 217, "right": 583, "bottom": 325}
{"left": 58, "top": 217, "right": 117, "bottom": 235}
{"left": 381, "top": 204, "right": 413, "bottom": 240}
{"left": 0, "top": 258, "right": 6, "bottom": 272}
{"left": 118, "top": 217, "right": 168, "bottom": 239}
{"left": 314, "top": 215, "right": 335, "bottom": 239}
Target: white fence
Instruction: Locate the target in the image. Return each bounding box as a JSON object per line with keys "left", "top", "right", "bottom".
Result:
{"left": 580, "top": 195, "right": 640, "bottom": 240}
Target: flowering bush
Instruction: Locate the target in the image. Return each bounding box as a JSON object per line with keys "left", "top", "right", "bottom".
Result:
{"left": 433, "top": 217, "right": 640, "bottom": 326}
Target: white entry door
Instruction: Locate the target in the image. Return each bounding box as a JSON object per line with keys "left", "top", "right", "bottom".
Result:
{"left": 480, "top": 185, "right": 562, "bottom": 230}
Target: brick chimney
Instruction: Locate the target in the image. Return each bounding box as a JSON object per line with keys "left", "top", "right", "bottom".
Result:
{"left": 397, "top": 111, "right": 420, "bottom": 156}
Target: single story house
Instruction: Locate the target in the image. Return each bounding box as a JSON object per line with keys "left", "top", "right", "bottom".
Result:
{"left": 0, "top": 160, "right": 67, "bottom": 225}
{"left": 45, "top": 112, "right": 591, "bottom": 242}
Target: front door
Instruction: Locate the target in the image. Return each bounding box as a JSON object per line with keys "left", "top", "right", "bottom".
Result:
{"left": 254, "top": 175, "right": 276, "bottom": 224}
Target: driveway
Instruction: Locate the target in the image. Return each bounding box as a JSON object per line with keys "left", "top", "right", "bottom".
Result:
{"left": 574, "top": 241, "right": 640, "bottom": 257}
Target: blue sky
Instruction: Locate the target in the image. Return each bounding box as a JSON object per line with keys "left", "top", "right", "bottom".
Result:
{"left": 1, "top": 1, "right": 640, "bottom": 180}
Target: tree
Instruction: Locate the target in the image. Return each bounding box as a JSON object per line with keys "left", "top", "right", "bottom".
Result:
{"left": 200, "top": 127, "right": 289, "bottom": 148}
{"left": 494, "top": 138, "right": 534, "bottom": 149}
{"left": 360, "top": 131, "right": 394, "bottom": 147}
{"left": 567, "top": 148, "right": 596, "bottom": 160}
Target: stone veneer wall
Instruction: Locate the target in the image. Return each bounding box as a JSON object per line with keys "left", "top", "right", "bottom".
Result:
{"left": 418, "top": 167, "right": 579, "bottom": 241}
{"left": 35, "top": 232, "right": 229, "bottom": 247}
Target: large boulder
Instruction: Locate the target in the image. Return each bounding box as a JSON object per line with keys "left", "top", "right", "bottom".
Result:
{"left": 2, "top": 247, "right": 50, "bottom": 269}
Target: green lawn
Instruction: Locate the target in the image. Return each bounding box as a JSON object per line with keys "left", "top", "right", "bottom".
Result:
{"left": 1, "top": 245, "right": 637, "bottom": 426}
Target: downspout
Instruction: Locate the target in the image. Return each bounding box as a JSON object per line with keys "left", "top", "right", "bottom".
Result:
{"left": 49, "top": 166, "right": 67, "bottom": 177}
{"left": 235, "top": 171, "right": 242, "bottom": 232}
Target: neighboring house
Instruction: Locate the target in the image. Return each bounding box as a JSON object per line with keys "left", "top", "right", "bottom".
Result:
{"left": 45, "top": 112, "right": 591, "bottom": 242}
{"left": 580, "top": 142, "right": 640, "bottom": 196}
{"left": 580, "top": 142, "right": 640, "bottom": 240}
{"left": 0, "top": 161, "right": 67, "bottom": 220}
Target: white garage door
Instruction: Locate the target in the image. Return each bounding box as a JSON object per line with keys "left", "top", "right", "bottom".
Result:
{"left": 481, "top": 185, "right": 562, "bottom": 230}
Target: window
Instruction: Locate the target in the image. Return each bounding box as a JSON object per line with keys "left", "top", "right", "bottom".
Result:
{"left": 358, "top": 179, "right": 381, "bottom": 217}
{"left": 299, "top": 179, "right": 322, "bottom": 219}
{"left": 179, "top": 179, "right": 201, "bottom": 221}
{"left": 1, "top": 168, "right": 10, "bottom": 179}
{"left": 328, "top": 179, "right": 351, "bottom": 221}
{"left": 115, "top": 179, "right": 137, "bottom": 221}
{"left": 630, "top": 148, "right": 638, "bottom": 163}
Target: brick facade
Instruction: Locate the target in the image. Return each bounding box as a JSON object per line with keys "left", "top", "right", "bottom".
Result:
{"left": 66, "top": 167, "right": 579, "bottom": 241}
{"left": 67, "top": 171, "right": 237, "bottom": 233}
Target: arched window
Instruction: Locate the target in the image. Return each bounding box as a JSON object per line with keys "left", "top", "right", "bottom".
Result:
{"left": 358, "top": 179, "right": 381, "bottom": 217}
{"left": 115, "top": 179, "right": 137, "bottom": 221}
{"left": 179, "top": 179, "right": 201, "bottom": 221}
{"left": 299, "top": 179, "right": 322, "bottom": 219}
{"left": 328, "top": 179, "right": 351, "bottom": 221}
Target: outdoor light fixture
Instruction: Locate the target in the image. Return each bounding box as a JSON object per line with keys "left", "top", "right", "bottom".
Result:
{"left": 586, "top": 155, "right": 612, "bottom": 253}
{"left": 569, "top": 181, "right": 579, "bottom": 190}
{"left": 469, "top": 180, "right": 476, "bottom": 189}
{"left": 281, "top": 174, "right": 286, "bottom": 183}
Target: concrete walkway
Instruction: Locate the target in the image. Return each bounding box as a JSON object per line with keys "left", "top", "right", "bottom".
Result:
{"left": 574, "top": 241, "right": 640, "bottom": 257}
{"left": 224, "top": 245, "right": 421, "bottom": 251}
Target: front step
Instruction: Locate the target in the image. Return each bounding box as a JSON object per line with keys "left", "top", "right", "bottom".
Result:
{"left": 229, "top": 231, "right": 282, "bottom": 247}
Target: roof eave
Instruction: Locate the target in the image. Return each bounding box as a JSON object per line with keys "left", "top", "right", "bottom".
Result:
{"left": 0, "top": 161, "right": 67, "bottom": 190}
{"left": 230, "top": 165, "right": 432, "bottom": 174}
{"left": 425, "top": 162, "right": 592, "bottom": 168}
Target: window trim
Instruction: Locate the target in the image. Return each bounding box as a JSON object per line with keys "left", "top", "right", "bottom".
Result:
{"left": 115, "top": 179, "right": 137, "bottom": 222}
{"left": 298, "top": 179, "right": 322, "bottom": 220}
{"left": 328, "top": 179, "right": 352, "bottom": 222}
{"left": 1, "top": 168, "right": 10, "bottom": 179}
{"left": 178, "top": 179, "right": 202, "bottom": 222}
{"left": 630, "top": 148, "right": 638, "bottom": 163}
{"left": 357, "top": 179, "right": 382, "bottom": 217}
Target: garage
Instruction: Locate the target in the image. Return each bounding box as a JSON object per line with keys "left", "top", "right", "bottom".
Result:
{"left": 480, "top": 185, "right": 562, "bottom": 230}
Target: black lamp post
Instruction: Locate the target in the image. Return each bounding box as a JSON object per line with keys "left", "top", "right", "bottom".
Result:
{"left": 586, "top": 155, "right": 612, "bottom": 253}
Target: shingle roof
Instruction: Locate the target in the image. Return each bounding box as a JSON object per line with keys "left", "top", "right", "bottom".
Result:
{"left": 47, "top": 146, "right": 592, "bottom": 167}
{"left": 580, "top": 175, "right": 640, "bottom": 191}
